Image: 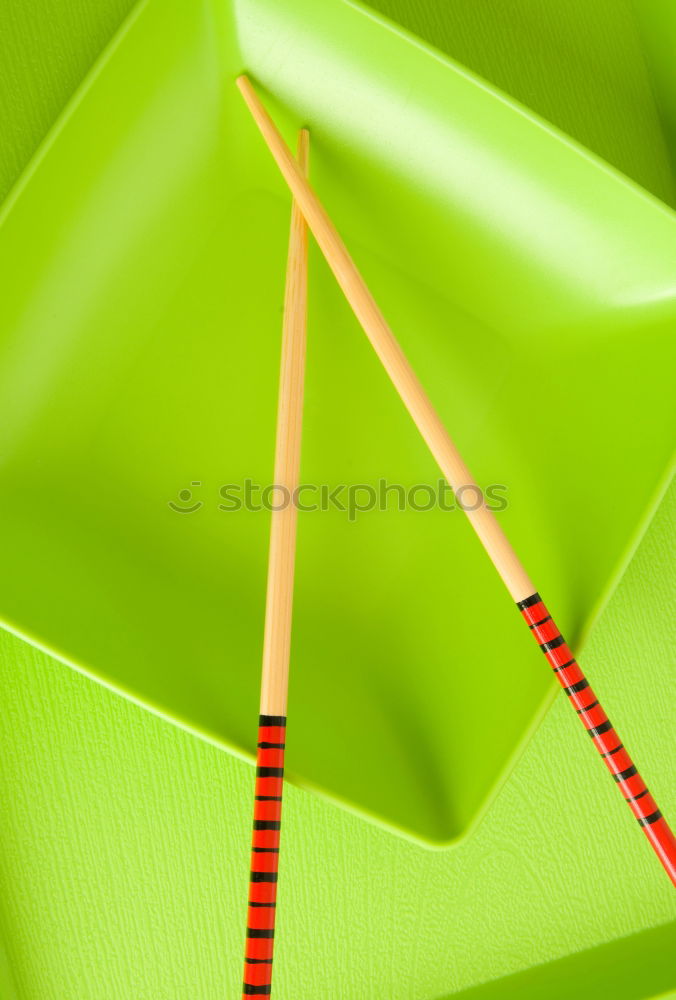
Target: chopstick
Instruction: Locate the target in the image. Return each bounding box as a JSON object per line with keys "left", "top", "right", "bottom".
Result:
{"left": 236, "top": 74, "right": 676, "bottom": 887}
{"left": 242, "top": 127, "right": 310, "bottom": 1000}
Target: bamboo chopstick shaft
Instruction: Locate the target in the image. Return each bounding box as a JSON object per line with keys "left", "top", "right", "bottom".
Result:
{"left": 236, "top": 76, "right": 676, "bottom": 886}
{"left": 260, "top": 126, "right": 310, "bottom": 718}
{"left": 242, "top": 128, "right": 309, "bottom": 1000}
{"left": 236, "top": 73, "right": 534, "bottom": 604}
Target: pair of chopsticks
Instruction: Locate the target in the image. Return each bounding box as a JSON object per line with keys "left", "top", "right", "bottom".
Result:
{"left": 238, "top": 72, "right": 676, "bottom": 999}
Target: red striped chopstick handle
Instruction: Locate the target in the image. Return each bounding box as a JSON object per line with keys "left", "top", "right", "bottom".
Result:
{"left": 242, "top": 715, "right": 286, "bottom": 997}
{"left": 518, "top": 593, "right": 676, "bottom": 886}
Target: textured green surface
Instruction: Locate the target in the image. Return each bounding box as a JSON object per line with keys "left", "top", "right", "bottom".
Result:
{"left": 0, "top": 483, "right": 674, "bottom": 999}
{"left": 0, "top": 0, "right": 675, "bottom": 996}
{"left": 0, "top": 0, "right": 136, "bottom": 205}
{"left": 448, "top": 922, "right": 676, "bottom": 1000}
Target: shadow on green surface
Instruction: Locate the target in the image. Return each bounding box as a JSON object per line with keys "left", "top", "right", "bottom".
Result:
{"left": 439, "top": 921, "right": 676, "bottom": 999}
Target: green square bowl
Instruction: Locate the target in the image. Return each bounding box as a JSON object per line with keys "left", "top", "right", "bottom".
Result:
{"left": 0, "top": 0, "right": 674, "bottom": 846}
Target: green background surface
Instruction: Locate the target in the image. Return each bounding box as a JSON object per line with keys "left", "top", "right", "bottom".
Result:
{"left": 0, "top": 0, "right": 674, "bottom": 997}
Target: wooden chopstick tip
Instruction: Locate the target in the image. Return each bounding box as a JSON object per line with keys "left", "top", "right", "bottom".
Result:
{"left": 297, "top": 127, "right": 310, "bottom": 169}
{"left": 237, "top": 75, "right": 311, "bottom": 165}
{"left": 235, "top": 73, "right": 258, "bottom": 111}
